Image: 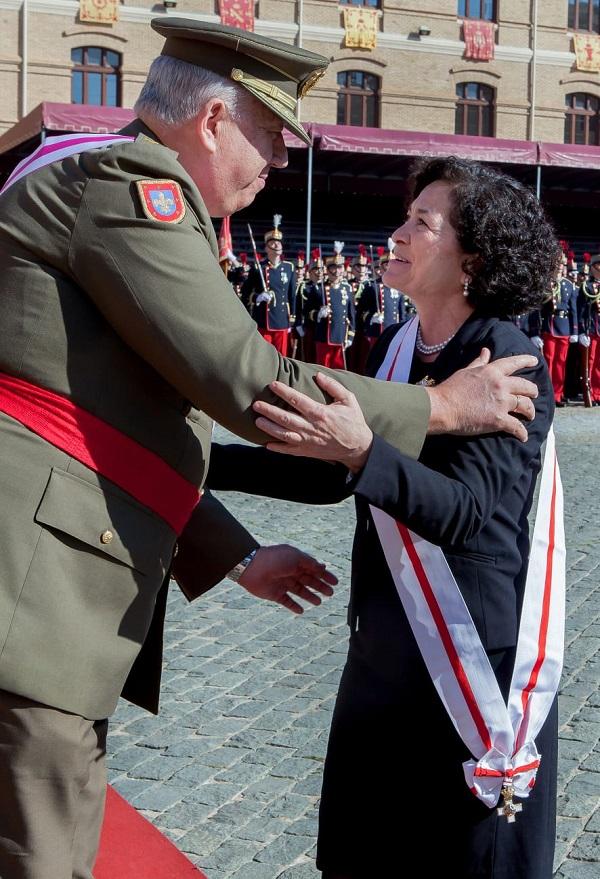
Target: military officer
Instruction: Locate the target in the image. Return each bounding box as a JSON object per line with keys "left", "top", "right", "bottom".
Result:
{"left": 577, "top": 253, "right": 600, "bottom": 404}
{"left": 529, "top": 266, "right": 578, "bottom": 406}
{"left": 241, "top": 214, "right": 296, "bottom": 355}
{"left": 306, "top": 242, "right": 356, "bottom": 369}
{"left": 0, "top": 16, "right": 541, "bottom": 878}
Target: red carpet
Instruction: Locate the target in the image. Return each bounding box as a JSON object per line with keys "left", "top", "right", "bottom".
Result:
{"left": 94, "top": 785, "right": 208, "bottom": 878}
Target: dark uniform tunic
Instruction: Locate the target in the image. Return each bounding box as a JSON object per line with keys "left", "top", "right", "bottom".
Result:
{"left": 241, "top": 258, "right": 296, "bottom": 331}
{"left": 307, "top": 280, "right": 355, "bottom": 346}
{"left": 362, "top": 281, "right": 403, "bottom": 338}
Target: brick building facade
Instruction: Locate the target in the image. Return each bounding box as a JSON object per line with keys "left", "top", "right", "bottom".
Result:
{"left": 1, "top": 0, "right": 600, "bottom": 146}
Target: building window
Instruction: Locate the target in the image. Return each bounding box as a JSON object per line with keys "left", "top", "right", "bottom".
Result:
{"left": 455, "top": 82, "right": 495, "bottom": 137}
{"left": 71, "top": 47, "right": 121, "bottom": 106}
{"left": 458, "top": 0, "right": 496, "bottom": 20}
{"left": 337, "top": 71, "right": 379, "bottom": 127}
{"left": 568, "top": 0, "right": 600, "bottom": 32}
{"left": 564, "top": 92, "right": 600, "bottom": 144}
{"left": 339, "top": 0, "right": 380, "bottom": 6}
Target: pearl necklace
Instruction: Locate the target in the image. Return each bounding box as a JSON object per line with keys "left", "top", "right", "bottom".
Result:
{"left": 415, "top": 326, "right": 456, "bottom": 355}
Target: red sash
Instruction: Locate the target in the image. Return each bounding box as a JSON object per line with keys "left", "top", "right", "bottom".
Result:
{"left": 0, "top": 373, "right": 200, "bottom": 534}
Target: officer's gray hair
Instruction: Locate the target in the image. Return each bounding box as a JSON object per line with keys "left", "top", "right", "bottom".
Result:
{"left": 134, "top": 56, "right": 249, "bottom": 126}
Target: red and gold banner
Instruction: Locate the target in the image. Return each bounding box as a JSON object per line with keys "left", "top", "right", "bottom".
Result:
{"left": 343, "top": 7, "right": 378, "bottom": 52}
{"left": 219, "top": 0, "right": 254, "bottom": 32}
{"left": 79, "top": 0, "right": 118, "bottom": 24}
{"left": 218, "top": 216, "right": 233, "bottom": 267}
{"left": 574, "top": 34, "right": 600, "bottom": 73}
{"left": 463, "top": 20, "right": 495, "bottom": 61}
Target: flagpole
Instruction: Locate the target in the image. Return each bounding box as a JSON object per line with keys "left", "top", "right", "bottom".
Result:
{"left": 21, "top": 0, "right": 28, "bottom": 119}
{"left": 528, "top": 0, "right": 538, "bottom": 141}
{"left": 305, "top": 143, "right": 313, "bottom": 260}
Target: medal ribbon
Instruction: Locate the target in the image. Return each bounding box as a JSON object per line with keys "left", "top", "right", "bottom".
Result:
{"left": 371, "top": 317, "right": 565, "bottom": 809}
{"left": 1, "top": 133, "right": 134, "bottom": 196}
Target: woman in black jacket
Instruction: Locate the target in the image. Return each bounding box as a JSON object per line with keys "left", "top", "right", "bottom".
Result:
{"left": 208, "top": 157, "right": 561, "bottom": 879}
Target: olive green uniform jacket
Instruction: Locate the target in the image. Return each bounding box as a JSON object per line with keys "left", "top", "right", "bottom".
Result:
{"left": 0, "top": 121, "right": 429, "bottom": 720}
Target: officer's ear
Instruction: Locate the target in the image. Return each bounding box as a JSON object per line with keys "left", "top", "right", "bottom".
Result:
{"left": 196, "top": 98, "right": 229, "bottom": 155}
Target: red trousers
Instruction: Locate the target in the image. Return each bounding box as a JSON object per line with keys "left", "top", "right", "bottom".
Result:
{"left": 588, "top": 336, "right": 600, "bottom": 402}
{"left": 315, "top": 342, "right": 346, "bottom": 370}
{"left": 259, "top": 328, "right": 289, "bottom": 356}
{"left": 542, "top": 334, "right": 570, "bottom": 402}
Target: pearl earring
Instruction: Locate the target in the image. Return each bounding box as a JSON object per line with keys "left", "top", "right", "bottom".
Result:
{"left": 463, "top": 279, "right": 470, "bottom": 297}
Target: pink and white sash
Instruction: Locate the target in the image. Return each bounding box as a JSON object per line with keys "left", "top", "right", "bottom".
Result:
{"left": 372, "top": 316, "right": 565, "bottom": 814}
{"left": 0, "top": 133, "right": 134, "bottom": 196}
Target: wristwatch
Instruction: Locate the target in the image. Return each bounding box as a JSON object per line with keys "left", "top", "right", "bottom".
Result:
{"left": 227, "top": 548, "right": 259, "bottom": 583}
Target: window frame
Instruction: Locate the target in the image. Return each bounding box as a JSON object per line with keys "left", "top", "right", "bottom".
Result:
{"left": 338, "top": 0, "right": 380, "bottom": 7}
{"left": 458, "top": 0, "right": 497, "bottom": 22}
{"left": 568, "top": 0, "right": 600, "bottom": 33}
{"left": 564, "top": 91, "right": 600, "bottom": 145}
{"left": 454, "top": 81, "right": 496, "bottom": 137}
{"left": 336, "top": 70, "right": 381, "bottom": 128}
{"left": 71, "top": 46, "right": 122, "bottom": 107}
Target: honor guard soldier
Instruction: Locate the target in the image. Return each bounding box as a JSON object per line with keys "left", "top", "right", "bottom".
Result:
{"left": 348, "top": 244, "right": 373, "bottom": 372}
{"left": 293, "top": 250, "right": 307, "bottom": 358}
{"left": 300, "top": 248, "right": 325, "bottom": 363}
{"left": 360, "top": 245, "right": 404, "bottom": 367}
{"left": 529, "top": 263, "right": 578, "bottom": 406}
{"left": 577, "top": 253, "right": 600, "bottom": 404}
{"left": 227, "top": 251, "right": 250, "bottom": 299}
{"left": 241, "top": 214, "right": 296, "bottom": 356}
{"left": 306, "top": 241, "right": 355, "bottom": 369}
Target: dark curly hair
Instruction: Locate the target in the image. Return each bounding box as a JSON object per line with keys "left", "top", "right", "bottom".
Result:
{"left": 406, "top": 156, "right": 561, "bottom": 316}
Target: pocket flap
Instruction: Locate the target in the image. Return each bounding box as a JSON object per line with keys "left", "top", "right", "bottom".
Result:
{"left": 35, "top": 468, "right": 169, "bottom": 576}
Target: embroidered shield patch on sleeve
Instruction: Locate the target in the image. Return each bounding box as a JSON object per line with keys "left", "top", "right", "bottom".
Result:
{"left": 136, "top": 180, "right": 186, "bottom": 224}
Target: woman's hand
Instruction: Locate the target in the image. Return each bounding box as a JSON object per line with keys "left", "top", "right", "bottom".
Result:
{"left": 253, "top": 372, "right": 374, "bottom": 473}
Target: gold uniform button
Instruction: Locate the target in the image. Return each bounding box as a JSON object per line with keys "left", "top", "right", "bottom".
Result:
{"left": 100, "top": 530, "right": 114, "bottom": 545}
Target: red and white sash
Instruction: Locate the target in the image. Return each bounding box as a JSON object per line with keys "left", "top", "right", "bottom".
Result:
{"left": 372, "top": 317, "right": 565, "bottom": 814}
{"left": 0, "top": 132, "right": 134, "bottom": 196}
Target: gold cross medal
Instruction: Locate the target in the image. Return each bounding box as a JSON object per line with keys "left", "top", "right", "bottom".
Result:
{"left": 496, "top": 783, "right": 523, "bottom": 823}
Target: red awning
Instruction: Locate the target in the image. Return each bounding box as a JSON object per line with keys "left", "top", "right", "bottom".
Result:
{"left": 0, "top": 102, "right": 309, "bottom": 155}
{"left": 538, "top": 141, "right": 600, "bottom": 169}
{"left": 3, "top": 103, "right": 600, "bottom": 172}
{"left": 312, "top": 123, "right": 539, "bottom": 165}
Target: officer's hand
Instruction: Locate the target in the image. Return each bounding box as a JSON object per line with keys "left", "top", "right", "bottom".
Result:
{"left": 238, "top": 545, "right": 337, "bottom": 614}
{"left": 530, "top": 336, "right": 544, "bottom": 351}
{"left": 426, "top": 348, "right": 539, "bottom": 443}
{"left": 569, "top": 334, "right": 579, "bottom": 344}
{"left": 253, "top": 374, "right": 374, "bottom": 473}
{"left": 256, "top": 292, "right": 271, "bottom": 305}
{"left": 370, "top": 313, "right": 384, "bottom": 325}
{"left": 317, "top": 306, "right": 330, "bottom": 321}
{"left": 579, "top": 333, "right": 591, "bottom": 348}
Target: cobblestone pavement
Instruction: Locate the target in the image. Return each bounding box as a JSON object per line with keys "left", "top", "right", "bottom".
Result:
{"left": 109, "top": 410, "right": 600, "bottom": 879}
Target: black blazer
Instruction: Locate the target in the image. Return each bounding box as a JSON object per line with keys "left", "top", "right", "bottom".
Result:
{"left": 208, "top": 313, "right": 554, "bottom": 659}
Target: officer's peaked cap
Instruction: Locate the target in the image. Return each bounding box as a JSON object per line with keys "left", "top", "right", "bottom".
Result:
{"left": 151, "top": 18, "right": 328, "bottom": 144}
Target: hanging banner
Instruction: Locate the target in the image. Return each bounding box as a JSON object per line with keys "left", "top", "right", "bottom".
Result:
{"left": 573, "top": 34, "right": 600, "bottom": 73}
{"left": 218, "top": 215, "right": 233, "bottom": 264}
{"left": 219, "top": 0, "right": 254, "bottom": 32}
{"left": 79, "top": 0, "right": 119, "bottom": 24}
{"left": 343, "top": 7, "right": 378, "bottom": 52}
{"left": 463, "top": 20, "right": 495, "bottom": 61}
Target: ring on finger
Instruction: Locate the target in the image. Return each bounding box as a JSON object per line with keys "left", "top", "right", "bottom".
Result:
{"left": 514, "top": 394, "right": 520, "bottom": 412}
